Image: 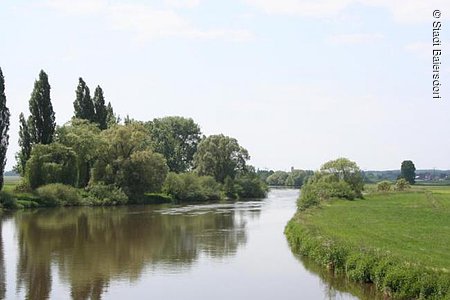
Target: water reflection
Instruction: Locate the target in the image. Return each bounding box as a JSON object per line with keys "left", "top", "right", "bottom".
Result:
{"left": 14, "top": 203, "right": 258, "bottom": 299}
{"left": 295, "top": 255, "right": 382, "bottom": 300}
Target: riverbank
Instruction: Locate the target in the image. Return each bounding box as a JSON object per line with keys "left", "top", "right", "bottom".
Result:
{"left": 285, "top": 186, "right": 450, "bottom": 299}
{"left": 0, "top": 175, "right": 267, "bottom": 209}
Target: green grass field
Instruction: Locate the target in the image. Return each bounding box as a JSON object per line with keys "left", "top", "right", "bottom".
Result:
{"left": 286, "top": 185, "right": 450, "bottom": 298}
{"left": 299, "top": 186, "right": 450, "bottom": 271}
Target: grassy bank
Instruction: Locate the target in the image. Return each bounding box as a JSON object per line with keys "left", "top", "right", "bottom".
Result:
{"left": 285, "top": 186, "right": 450, "bottom": 299}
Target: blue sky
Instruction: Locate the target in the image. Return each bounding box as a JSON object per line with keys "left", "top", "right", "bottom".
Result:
{"left": 1, "top": 0, "right": 449, "bottom": 171}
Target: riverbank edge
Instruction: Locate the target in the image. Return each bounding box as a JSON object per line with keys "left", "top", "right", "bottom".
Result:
{"left": 284, "top": 210, "right": 450, "bottom": 299}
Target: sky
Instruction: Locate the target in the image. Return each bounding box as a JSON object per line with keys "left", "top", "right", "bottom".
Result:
{"left": 1, "top": 0, "right": 450, "bottom": 171}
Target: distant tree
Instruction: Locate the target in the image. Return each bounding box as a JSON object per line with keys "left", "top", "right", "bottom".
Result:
{"left": 194, "top": 134, "right": 249, "bottom": 183}
{"left": 147, "top": 116, "right": 202, "bottom": 173}
{"left": 93, "top": 86, "right": 108, "bottom": 130}
{"left": 28, "top": 70, "right": 55, "bottom": 144}
{"left": 400, "top": 160, "right": 416, "bottom": 184}
{"left": 0, "top": 68, "right": 10, "bottom": 189}
{"left": 73, "top": 78, "right": 95, "bottom": 122}
{"left": 256, "top": 169, "right": 274, "bottom": 183}
{"left": 266, "top": 171, "right": 289, "bottom": 186}
{"left": 15, "top": 113, "right": 32, "bottom": 176}
{"left": 285, "top": 170, "right": 313, "bottom": 188}
{"left": 320, "top": 157, "right": 364, "bottom": 197}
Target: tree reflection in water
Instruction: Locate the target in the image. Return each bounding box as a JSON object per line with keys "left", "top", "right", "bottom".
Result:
{"left": 14, "top": 203, "right": 259, "bottom": 300}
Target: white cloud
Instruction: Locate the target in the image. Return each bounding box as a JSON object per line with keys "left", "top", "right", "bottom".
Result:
{"left": 45, "top": 0, "right": 107, "bottom": 14}
{"left": 327, "top": 33, "right": 384, "bottom": 45}
{"left": 245, "top": 0, "right": 450, "bottom": 23}
{"left": 244, "top": 0, "right": 353, "bottom": 17}
{"left": 43, "top": 0, "right": 253, "bottom": 41}
{"left": 165, "top": 0, "right": 201, "bottom": 9}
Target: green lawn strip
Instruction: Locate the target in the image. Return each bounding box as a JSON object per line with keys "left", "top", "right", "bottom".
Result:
{"left": 286, "top": 188, "right": 450, "bottom": 299}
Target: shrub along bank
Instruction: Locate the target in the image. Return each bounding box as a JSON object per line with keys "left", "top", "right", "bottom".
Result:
{"left": 285, "top": 158, "right": 450, "bottom": 299}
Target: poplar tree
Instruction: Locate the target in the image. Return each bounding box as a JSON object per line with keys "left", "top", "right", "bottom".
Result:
{"left": 0, "top": 68, "right": 10, "bottom": 189}
{"left": 16, "top": 113, "right": 32, "bottom": 176}
{"left": 105, "top": 102, "right": 118, "bottom": 127}
{"left": 73, "top": 77, "right": 95, "bottom": 122}
{"left": 93, "top": 86, "right": 107, "bottom": 130}
{"left": 29, "top": 70, "right": 55, "bottom": 144}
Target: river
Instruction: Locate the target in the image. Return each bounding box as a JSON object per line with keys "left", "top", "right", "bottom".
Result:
{"left": 0, "top": 188, "right": 376, "bottom": 299}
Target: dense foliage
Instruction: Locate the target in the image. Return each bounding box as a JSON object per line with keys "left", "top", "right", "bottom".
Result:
{"left": 56, "top": 119, "right": 102, "bottom": 187}
{"left": 265, "top": 169, "right": 313, "bottom": 188}
{"left": 84, "top": 183, "right": 128, "bottom": 206}
{"left": 400, "top": 160, "right": 416, "bottom": 185}
{"left": 92, "top": 124, "right": 168, "bottom": 197}
{"left": 28, "top": 70, "right": 56, "bottom": 145}
{"left": 36, "top": 183, "right": 82, "bottom": 206}
{"left": 194, "top": 134, "right": 249, "bottom": 183}
{"left": 163, "top": 172, "right": 222, "bottom": 202}
{"left": 4, "top": 69, "right": 266, "bottom": 203}
{"left": 25, "top": 143, "right": 78, "bottom": 189}
{"left": 146, "top": 116, "right": 201, "bottom": 173}
{"left": 298, "top": 158, "right": 364, "bottom": 210}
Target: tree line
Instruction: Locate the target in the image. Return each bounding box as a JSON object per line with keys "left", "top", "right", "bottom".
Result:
{"left": 0, "top": 69, "right": 267, "bottom": 207}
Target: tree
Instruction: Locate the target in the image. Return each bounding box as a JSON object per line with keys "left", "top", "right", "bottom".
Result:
{"left": 105, "top": 102, "right": 118, "bottom": 128}
{"left": 93, "top": 86, "right": 107, "bottom": 130}
{"left": 320, "top": 157, "right": 364, "bottom": 197}
{"left": 0, "top": 68, "right": 10, "bottom": 190}
{"left": 146, "top": 116, "right": 202, "bottom": 173}
{"left": 73, "top": 78, "right": 95, "bottom": 122}
{"left": 56, "top": 119, "right": 103, "bottom": 187}
{"left": 91, "top": 124, "right": 168, "bottom": 197}
{"left": 400, "top": 160, "right": 416, "bottom": 184}
{"left": 266, "top": 171, "right": 288, "bottom": 186}
{"left": 15, "top": 113, "right": 32, "bottom": 176}
{"left": 285, "top": 170, "right": 313, "bottom": 188}
{"left": 29, "top": 70, "right": 56, "bottom": 144}
{"left": 194, "top": 134, "right": 249, "bottom": 183}
{"left": 25, "top": 143, "right": 77, "bottom": 189}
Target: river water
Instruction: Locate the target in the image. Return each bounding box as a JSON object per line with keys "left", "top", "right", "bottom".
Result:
{"left": 0, "top": 188, "right": 376, "bottom": 299}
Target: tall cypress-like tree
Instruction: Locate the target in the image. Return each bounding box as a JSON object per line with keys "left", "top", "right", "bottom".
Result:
{"left": 93, "top": 86, "right": 107, "bottom": 130}
{"left": 29, "top": 70, "right": 55, "bottom": 144}
{"left": 0, "top": 68, "right": 10, "bottom": 189}
{"left": 105, "top": 102, "right": 118, "bottom": 127}
{"left": 73, "top": 78, "right": 95, "bottom": 122}
{"left": 16, "top": 113, "right": 32, "bottom": 176}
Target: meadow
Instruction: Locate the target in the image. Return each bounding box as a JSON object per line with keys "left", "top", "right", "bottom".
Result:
{"left": 286, "top": 185, "right": 450, "bottom": 299}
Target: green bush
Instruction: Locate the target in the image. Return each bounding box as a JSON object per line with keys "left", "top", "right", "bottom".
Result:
{"left": 377, "top": 181, "right": 392, "bottom": 192}
{"left": 163, "top": 172, "right": 222, "bottom": 202}
{"left": 298, "top": 173, "right": 356, "bottom": 210}
{"left": 36, "top": 183, "right": 82, "bottom": 206}
{"left": 395, "top": 178, "right": 411, "bottom": 191}
{"left": 25, "top": 143, "right": 78, "bottom": 189}
{"left": 233, "top": 174, "right": 268, "bottom": 199}
{"left": 84, "top": 183, "right": 128, "bottom": 206}
{"left": 0, "top": 191, "right": 18, "bottom": 209}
